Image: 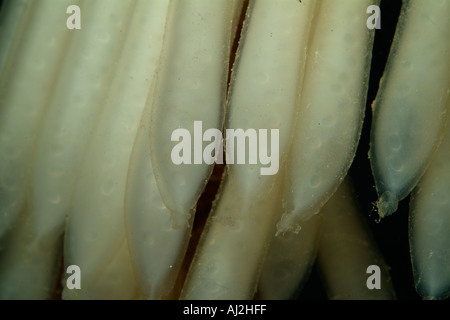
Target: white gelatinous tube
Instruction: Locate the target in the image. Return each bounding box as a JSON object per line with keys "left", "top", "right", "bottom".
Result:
{"left": 317, "top": 177, "right": 396, "bottom": 300}
{"left": 0, "top": 209, "right": 62, "bottom": 299}
{"left": 369, "top": 0, "right": 450, "bottom": 218}
{"left": 63, "top": 0, "right": 168, "bottom": 299}
{"left": 409, "top": 113, "right": 450, "bottom": 300}
{"left": 277, "top": 0, "right": 377, "bottom": 234}
{"left": 226, "top": 0, "right": 316, "bottom": 199}
{"left": 180, "top": 0, "right": 317, "bottom": 299}
{"left": 62, "top": 237, "right": 139, "bottom": 300}
{"left": 0, "top": 0, "right": 74, "bottom": 240}
{"left": 125, "top": 0, "right": 242, "bottom": 299}
{"left": 180, "top": 169, "right": 284, "bottom": 300}
{"left": 0, "top": 0, "right": 30, "bottom": 75}
{"left": 125, "top": 105, "right": 192, "bottom": 299}
{"left": 30, "top": 0, "right": 135, "bottom": 242}
{"left": 149, "top": 0, "right": 241, "bottom": 228}
{"left": 257, "top": 212, "right": 322, "bottom": 300}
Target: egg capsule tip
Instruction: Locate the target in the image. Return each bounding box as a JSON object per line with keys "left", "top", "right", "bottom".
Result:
{"left": 376, "top": 191, "right": 399, "bottom": 219}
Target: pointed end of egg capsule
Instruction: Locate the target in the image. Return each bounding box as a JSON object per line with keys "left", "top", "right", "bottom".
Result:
{"left": 376, "top": 191, "right": 399, "bottom": 220}
{"left": 414, "top": 269, "right": 450, "bottom": 300}
{"left": 275, "top": 213, "right": 302, "bottom": 236}
{"left": 421, "top": 294, "right": 448, "bottom": 301}
{"left": 169, "top": 209, "right": 193, "bottom": 230}
{"left": 275, "top": 204, "right": 324, "bottom": 236}
{"left": 417, "top": 285, "right": 450, "bottom": 300}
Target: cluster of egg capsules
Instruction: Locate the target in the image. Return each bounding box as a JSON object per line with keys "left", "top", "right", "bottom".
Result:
{"left": 0, "top": 0, "right": 448, "bottom": 300}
